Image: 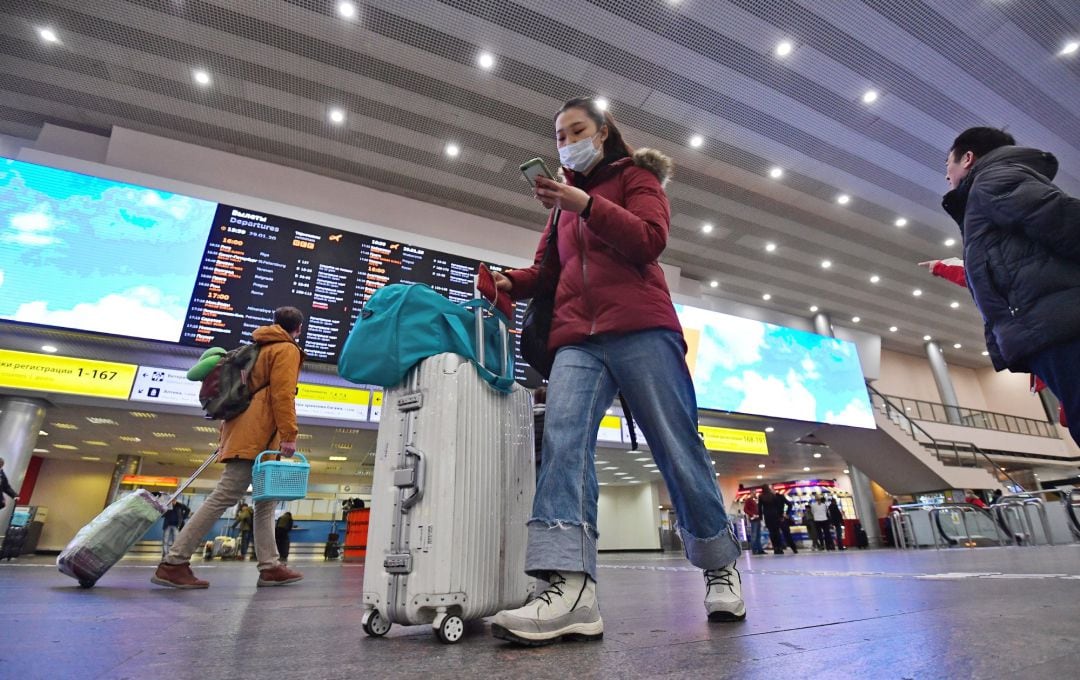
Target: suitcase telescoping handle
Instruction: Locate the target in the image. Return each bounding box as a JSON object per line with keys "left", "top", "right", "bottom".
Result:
{"left": 165, "top": 449, "right": 219, "bottom": 506}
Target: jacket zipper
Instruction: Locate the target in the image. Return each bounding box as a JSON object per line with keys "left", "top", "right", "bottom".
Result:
{"left": 577, "top": 214, "right": 597, "bottom": 335}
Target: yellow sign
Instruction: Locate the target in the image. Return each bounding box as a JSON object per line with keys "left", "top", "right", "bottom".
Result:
{"left": 121, "top": 474, "right": 180, "bottom": 487}
{"left": 296, "top": 383, "right": 371, "bottom": 405}
{"left": 0, "top": 349, "right": 137, "bottom": 400}
{"left": 698, "top": 425, "right": 769, "bottom": 455}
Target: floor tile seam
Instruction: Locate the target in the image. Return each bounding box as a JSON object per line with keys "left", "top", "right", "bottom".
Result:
{"left": 598, "top": 564, "right": 1080, "bottom": 581}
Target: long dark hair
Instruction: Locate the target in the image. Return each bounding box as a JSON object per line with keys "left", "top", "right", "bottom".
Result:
{"left": 556, "top": 96, "right": 633, "bottom": 162}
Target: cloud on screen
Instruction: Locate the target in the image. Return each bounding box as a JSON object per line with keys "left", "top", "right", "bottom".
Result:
{"left": 14, "top": 286, "right": 186, "bottom": 342}
{"left": 723, "top": 369, "right": 818, "bottom": 422}
{"left": 825, "top": 397, "right": 877, "bottom": 428}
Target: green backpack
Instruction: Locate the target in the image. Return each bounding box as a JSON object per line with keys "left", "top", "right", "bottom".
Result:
{"left": 192, "top": 343, "right": 277, "bottom": 421}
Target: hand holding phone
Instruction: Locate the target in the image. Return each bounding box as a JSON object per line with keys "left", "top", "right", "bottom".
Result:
{"left": 520, "top": 157, "right": 555, "bottom": 187}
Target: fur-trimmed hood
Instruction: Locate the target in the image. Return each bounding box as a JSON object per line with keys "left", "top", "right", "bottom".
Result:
{"left": 631, "top": 148, "right": 673, "bottom": 187}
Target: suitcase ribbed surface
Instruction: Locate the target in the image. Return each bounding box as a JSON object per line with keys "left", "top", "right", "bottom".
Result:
{"left": 363, "top": 353, "right": 534, "bottom": 626}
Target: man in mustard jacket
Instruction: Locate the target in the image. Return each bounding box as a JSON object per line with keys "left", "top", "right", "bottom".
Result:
{"left": 153, "top": 307, "right": 305, "bottom": 589}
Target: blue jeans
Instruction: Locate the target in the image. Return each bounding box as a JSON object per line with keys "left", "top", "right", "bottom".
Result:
{"left": 749, "top": 518, "right": 763, "bottom": 553}
{"left": 1028, "top": 336, "right": 1080, "bottom": 447}
{"left": 526, "top": 328, "right": 740, "bottom": 581}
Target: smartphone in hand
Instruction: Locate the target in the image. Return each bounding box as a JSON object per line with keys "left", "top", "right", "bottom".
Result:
{"left": 520, "top": 157, "right": 555, "bottom": 187}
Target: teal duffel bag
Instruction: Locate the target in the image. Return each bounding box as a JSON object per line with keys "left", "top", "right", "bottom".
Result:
{"left": 337, "top": 283, "right": 515, "bottom": 392}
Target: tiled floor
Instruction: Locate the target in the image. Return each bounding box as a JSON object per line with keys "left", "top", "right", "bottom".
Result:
{"left": 2, "top": 546, "right": 1079, "bottom": 679}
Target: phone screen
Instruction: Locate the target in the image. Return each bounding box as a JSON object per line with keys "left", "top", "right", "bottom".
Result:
{"left": 521, "top": 159, "right": 553, "bottom": 187}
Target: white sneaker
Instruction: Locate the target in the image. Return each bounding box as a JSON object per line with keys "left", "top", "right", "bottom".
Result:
{"left": 704, "top": 562, "right": 746, "bottom": 622}
{"left": 491, "top": 571, "right": 604, "bottom": 646}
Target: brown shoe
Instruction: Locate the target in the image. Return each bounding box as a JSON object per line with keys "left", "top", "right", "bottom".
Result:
{"left": 151, "top": 562, "right": 209, "bottom": 589}
{"left": 257, "top": 565, "right": 303, "bottom": 587}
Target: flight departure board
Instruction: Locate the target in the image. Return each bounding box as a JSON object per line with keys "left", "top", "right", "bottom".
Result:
{"left": 181, "top": 203, "right": 540, "bottom": 386}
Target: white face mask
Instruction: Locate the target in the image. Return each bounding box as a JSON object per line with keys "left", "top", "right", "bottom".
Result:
{"left": 559, "top": 133, "right": 602, "bottom": 172}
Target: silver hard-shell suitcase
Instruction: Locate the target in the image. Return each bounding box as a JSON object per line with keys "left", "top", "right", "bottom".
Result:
{"left": 361, "top": 307, "right": 535, "bottom": 644}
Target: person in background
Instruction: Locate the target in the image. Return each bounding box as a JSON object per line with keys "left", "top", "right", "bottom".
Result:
{"left": 742, "top": 490, "right": 765, "bottom": 555}
{"left": 152, "top": 306, "right": 306, "bottom": 589}
{"left": 161, "top": 498, "right": 191, "bottom": 559}
{"left": 802, "top": 503, "right": 820, "bottom": 551}
{"left": 940, "top": 127, "right": 1080, "bottom": 447}
{"left": 827, "top": 497, "right": 846, "bottom": 551}
{"left": 0, "top": 458, "right": 19, "bottom": 510}
{"left": 489, "top": 96, "right": 745, "bottom": 646}
{"left": 760, "top": 485, "right": 797, "bottom": 555}
{"left": 232, "top": 502, "right": 254, "bottom": 560}
{"left": 965, "top": 490, "right": 988, "bottom": 509}
{"left": 275, "top": 512, "right": 295, "bottom": 563}
{"left": 811, "top": 494, "right": 835, "bottom": 551}
{"left": 990, "top": 489, "right": 1004, "bottom": 505}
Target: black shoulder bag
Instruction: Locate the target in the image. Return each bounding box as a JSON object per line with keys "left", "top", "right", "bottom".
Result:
{"left": 519, "top": 208, "right": 562, "bottom": 379}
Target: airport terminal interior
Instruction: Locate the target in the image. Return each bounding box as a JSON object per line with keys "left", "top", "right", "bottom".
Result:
{"left": 1, "top": 1, "right": 1078, "bottom": 678}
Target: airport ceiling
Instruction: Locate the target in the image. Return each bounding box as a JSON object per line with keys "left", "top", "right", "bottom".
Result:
{"left": 1, "top": 1, "right": 1079, "bottom": 370}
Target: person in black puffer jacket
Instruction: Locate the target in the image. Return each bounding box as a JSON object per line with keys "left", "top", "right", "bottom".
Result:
{"left": 941, "top": 127, "right": 1080, "bottom": 446}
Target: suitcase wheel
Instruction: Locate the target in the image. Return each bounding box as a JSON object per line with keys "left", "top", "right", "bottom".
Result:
{"left": 362, "top": 609, "right": 391, "bottom": 638}
{"left": 433, "top": 613, "right": 465, "bottom": 644}
{"left": 78, "top": 579, "right": 96, "bottom": 589}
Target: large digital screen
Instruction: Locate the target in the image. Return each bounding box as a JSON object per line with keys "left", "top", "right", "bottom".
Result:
{"left": 676, "top": 305, "right": 876, "bottom": 428}
{"left": 0, "top": 158, "right": 217, "bottom": 341}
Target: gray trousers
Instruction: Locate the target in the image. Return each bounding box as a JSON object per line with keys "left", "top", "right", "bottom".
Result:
{"left": 165, "top": 460, "right": 280, "bottom": 571}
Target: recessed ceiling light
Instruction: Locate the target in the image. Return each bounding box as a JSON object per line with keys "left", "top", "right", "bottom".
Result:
{"left": 821, "top": 260, "right": 832, "bottom": 269}
{"left": 644, "top": 463, "right": 657, "bottom": 468}
{"left": 768, "top": 167, "right": 784, "bottom": 179}
{"left": 775, "top": 40, "right": 793, "bottom": 57}
{"left": 843, "top": 469, "right": 850, "bottom": 474}
{"left": 912, "top": 289, "right": 923, "bottom": 297}
{"left": 894, "top": 217, "right": 908, "bottom": 227}
{"left": 813, "top": 452, "right": 822, "bottom": 458}
{"left": 756, "top": 474, "right": 764, "bottom": 479}
{"left": 765, "top": 242, "right": 777, "bottom": 252}
{"left": 764, "top": 427, "right": 775, "bottom": 433}
{"left": 803, "top": 466, "right": 811, "bottom": 472}
{"left": 193, "top": 69, "right": 211, "bottom": 86}
{"left": 594, "top": 97, "right": 609, "bottom": 111}
{"left": 329, "top": 455, "right": 349, "bottom": 461}
{"left": 870, "top": 275, "right": 880, "bottom": 284}
{"left": 836, "top": 194, "right": 850, "bottom": 205}
{"left": 709, "top": 280, "right": 719, "bottom": 288}
{"left": 634, "top": 457, "right": 651, "bottom": 462}
{"left": 445, "top": 143, "right": 460, "bottom": 157}
{"left": 701, "top": 223, "right": 713, "bottom": 234}
{"left": 39, "top": 431, "right": 48, "bottom": 436}
{"left": 889, "top": 326, "right": 898, "bottom": 332}
{"left": 82, "top": 441, "right": 108, "bottom": 446}
{"left": 130, "top": 411, "right": 157, "bottom": 419}
{"left": 602, "top": 466, "right": 618, "bottom": 470}
{"left": 862, "top": 89, "right": 879, "bottom": 104}
{"left": 944, "top": 238, "right": 956, "bottom": 247}
{"left": 41, "top": 344, "right": 58, "bottom": 353}
{"left": 758, "top": 463, "right": 766, "bottom": 469}
{"left": 851, "top": 316, "right": 860, "bottom": 323}
{"left": 194, "top": 426, "right": 217, "bottom": 433}
{"left": 85, "top": 417, "right": 118, "bottom": 425}
{"left": 1060, "top": 40, "right": 1079, "bottom": 56}
{"left": 689, "top": 135, "right": 704, "bottom": 148}
{"left": 329, "top": 108, "right": 345, "bottom": 124}
{"left": 118, "top": 436, "right": 141, "bottom": 443}
{"left": 54, "top": 444, "right": 77, "bottom": 450}
{"left": 950, "top": 301, "right": 960, "bottom": 309}
{"left": 953, "top": 343, "right": 962, "bottom": 349}
{"left": 614, "top": 472, "right": 628, "bottom": 476}
{"left": 595, "top": 460, "right": 609, "bottom": 465}
{"left": 762, "top": 293, "right": 772, "bottom": 301}
{"left": 172, "top": 447, "right": 192, "bottom": 452}
{"left": 809, "top": 305, "right": 819, "bottom": 313}
{"left": 923, "top": 334, "right": 932, "bottom": 341}
{"left": 152, "top": 432, "right": 176, "bottom": 439}
{"left": 337, "top": 1, "right": 357, "bottom": 18}
{"left": 52, "top": 423, "right": 78, "bottom": 430}
{"left": 33, "top": 448, "right": 49, "bottom": 453}
{"left": 477, "top": 52, "right": 495, "bottom": 69}
{"left": 981, "top": 350, "right": 989, "bottom": 356}
{"left": 80, "top": 456, "right": 101, "bottom": 462}
{"left": 38, "top": 27, "right": 60, "bottom": 43}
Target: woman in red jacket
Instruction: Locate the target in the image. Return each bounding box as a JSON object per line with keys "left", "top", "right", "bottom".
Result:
{"left": 490, "top": 97, "right": 744, "bottom": 647}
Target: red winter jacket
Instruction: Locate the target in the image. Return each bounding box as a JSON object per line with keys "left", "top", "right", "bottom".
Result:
{"left": 506, "top": 149, "right": 682, "bottom": 351}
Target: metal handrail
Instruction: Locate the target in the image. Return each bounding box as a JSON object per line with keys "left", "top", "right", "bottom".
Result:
{"left": 880, "top": 393, "right": 1058, "bottom": 439}
{"left": 1069, "top": 490, "right": 1080, "bottom": 541}
{"left": 992, "top": 497, "right": 1053, "bottom": 546}
{"left": 928, "top": 504, "right": 1010, "bottom": 549}
{"left": 867, "top": 384, "right": 1025, "bottom": 490}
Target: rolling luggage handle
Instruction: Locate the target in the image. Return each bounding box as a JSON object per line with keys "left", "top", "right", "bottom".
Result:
{"left": 166, "top": 449, "right": 219, "bottom": 506}
{"left": 442, "top": 298, "right": 514, "bottom": 392}
{"left": 396, "top": 445, "right": 426, "bottom": 511}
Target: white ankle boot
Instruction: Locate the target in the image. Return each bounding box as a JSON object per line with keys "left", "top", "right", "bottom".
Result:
{"left": 492, "top": 571, "right": 603, "bottom": 646}
{"left": 704, "top": 562, "right": 746, "bottom": 622}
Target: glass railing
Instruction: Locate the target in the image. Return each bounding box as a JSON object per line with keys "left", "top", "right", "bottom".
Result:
{"left": 881, "top": 394, "right": 1058, "bottom": 439}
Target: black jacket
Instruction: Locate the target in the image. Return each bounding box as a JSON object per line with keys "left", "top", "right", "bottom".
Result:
{"left": 827, "top": 501, "right": 843, "bottom": 524}
{"left": 0, "top": 470, "right": 17, "bottom": 500}
{"left": 942, "top": 146, "right": 1080, "bottom": 371}
{"left": 761, "top": 493, "right": 791, "bottom": 523}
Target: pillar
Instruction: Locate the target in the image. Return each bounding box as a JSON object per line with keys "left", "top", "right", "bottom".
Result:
{"left": 925, "top": 340, "right": 962, "bottom": 424}
{"left": 847, "top": 465, "right": 881, "bottom": 547}
{"left": 105, "top": 454, "right": 142, "bottom": 506}
{"left": 0, "top": 397, "right": 49, "bottom": 537}
{"left": 812, "top": 312, "right": 833, "bottom": 338}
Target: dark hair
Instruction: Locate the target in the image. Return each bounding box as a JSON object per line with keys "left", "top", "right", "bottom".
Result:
{"left": 274, "top": 306, "right": 305, "bottom": 333}
{"left": 950, "top": 127, "right": 1015, "bottom": 162}
{"left": 556, "top": 97, "right": 633, "bottom": 162}
{"left": 533, "top": 385, "right": 547, "bottom": 405}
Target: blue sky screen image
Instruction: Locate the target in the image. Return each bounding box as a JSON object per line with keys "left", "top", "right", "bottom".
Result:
{"left": 676, "top": 305, "right": 876, "bottom": 429}
{"left": 0, "top": 159, "right": 217, "bottom": 342}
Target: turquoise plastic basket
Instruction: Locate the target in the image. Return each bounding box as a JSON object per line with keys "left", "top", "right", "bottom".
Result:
{"left": 251, "top": 451, "right": 310, "bottom": 502}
